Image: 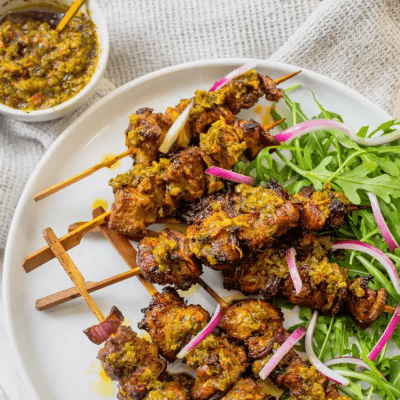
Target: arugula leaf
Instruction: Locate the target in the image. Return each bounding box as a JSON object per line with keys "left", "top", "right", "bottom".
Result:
{"left": 233, "top": 90, "right": 400, "bottom": 398}
{"left": 364, "top": 153, "right": 400, "bottom": 177}
{"left": 270, "top": 107, "right": 288, "bottom": 130}
{"left": 367, "top": 119, "right": 400, "bottom": 138}
{"left": 309, "top": 89, "right": 344, "bottom": 122}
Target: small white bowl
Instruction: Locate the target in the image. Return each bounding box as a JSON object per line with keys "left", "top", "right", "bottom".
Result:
{"left": 0, "top": 0, "right": 109, "bottom": 122}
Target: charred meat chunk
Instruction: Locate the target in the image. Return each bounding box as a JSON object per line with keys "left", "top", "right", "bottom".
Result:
{"left": 252, "top": 334, "right": 332, "bottom": 400}
{"left": 177, "top": 189, "right": 236, "bottom": 226}
{"left": 125, "top": 108, "right": 173, "bottom": 165}
{"left": 279, "top": 236, "right": 348, "bottom": 315}
{"left": 200, "top": 117, "right": 247, "bottom": 170}
{"left": 186, "top": 184, "right": 300, "bottom": 269}
{"left": 190, "top": 103, "right": 236, "bottom": 139}
{"left": 221, "top": 70, "right": 284, "bottom": 114}
{"left": 223, "top": 247, "right": 287, "bottom": 299}
{"left": 141, "top": 380, "right": 192, "bottom": 400}
{"left": 108, "top": 178, "right": 165, "bottom": 236}
{"left": 232, "top": 184, "right": 300, "bottom": 250}
{"left": 163, "top": 147, "right": 207, "bottom": 203}
{"left": 138, "top": 229, "right": 202, "bottom": 291}
{"left": 166, "top": 373, "right": 195, "bottom": 395}
{"left": 108, "top": 160, "right": 170, "bottom": 235}
{"left": 221, "top": 378, "right": 273, "bottom": 400}
{"left": 291, "top": 185, "right": 351, "bottom": 232}
{"left": 139, "top": 287, "right": 209, "bottom": 361}
{"left": 234, "top": 119, "right": 279, "bottom": 160}
{"left": 347, "top": 275, "right": 388, "bottom": 329}
{"left": 98, "top": 326, "right": 166, "bottom": 382}
{"left": 185, "top": 334, "right": 248, "bottom": 400}
{"left": 219, "top": 299, "right": 284, "bottom": 359}
{"left": 187, "top": 210, "right": 243, "bottom": 270}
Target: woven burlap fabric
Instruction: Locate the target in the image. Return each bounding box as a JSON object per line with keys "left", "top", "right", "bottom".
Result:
{"left": 1, "top": 0, "right": 400, "bottom": 252}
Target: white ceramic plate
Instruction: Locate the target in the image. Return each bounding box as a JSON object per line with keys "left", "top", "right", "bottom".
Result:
{"left": 3, "top": 59, "right": 393, "bottom": 400}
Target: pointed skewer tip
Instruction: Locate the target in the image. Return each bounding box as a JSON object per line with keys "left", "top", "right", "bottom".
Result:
{"left": 274, "top": 70, "right": 302, "bottom": 85}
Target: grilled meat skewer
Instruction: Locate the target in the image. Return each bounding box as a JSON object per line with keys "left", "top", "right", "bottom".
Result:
{"left": 109, "top": 112, "right": 280, "bottom": 237}
{"left": 126, "top": 70, "right": 283, "bottom": 165}
{"left": 223, "top": 234, "right": 387, "bottom": 328}
{"left": 135, "top": 289, "right": 349, "bottom": 400}
{"left": 139, "top": 287, "right": 210, "bottom": 361}
{"left": 137, "top": 226, "right": 387, "bottom": 328}
{"left": 218, "top": 299, "right": 349, "bottom": 400}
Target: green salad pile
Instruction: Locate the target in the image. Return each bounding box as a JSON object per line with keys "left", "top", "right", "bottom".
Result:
{"left": 235, "top": 85, "right": 400, "bottom": 400}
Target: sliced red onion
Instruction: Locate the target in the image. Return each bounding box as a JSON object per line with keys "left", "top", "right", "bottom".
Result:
{"left": 274, "top": 119, "right": 400, "bottom": 146}
{"left": 206, "top": 166, "right": 254, "bottom": 185}
{"left": 306, "top": 311, "right": 350, "bottom": 386}
{"left": 159, "top": 101, "right": 194, "bottom": 154}
{"left": 209, "top": 62, "right": 257, "bottom": 92}
{"left": 368, "top": 302, "right": 400, "bottom": 361}
{"left": 177, "top": 304, "right": 221, "bottom": 359}
{"left": 286, "top": 247, "right": 303, "bottom": 294}
{"left": 367, "top": 192, "right": 399, "bottom": 253}
{"left": 331, "top": 240, "right": 400, "bottom": 295}
{"left": 259, "top": 327, "right": 306, "bottom": 380}
{"left": 83, "top": 306, "right": 124, "bottom": 345}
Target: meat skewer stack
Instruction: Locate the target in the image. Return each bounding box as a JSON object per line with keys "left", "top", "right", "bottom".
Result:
{"left": 22, "top": 67, "right": 397, "bottom": 399}
{"left": 37, "top": 211, "right": 351, "bottom": 400}
{"left": 32, "top": 190, "right": 394, "bottom": 328}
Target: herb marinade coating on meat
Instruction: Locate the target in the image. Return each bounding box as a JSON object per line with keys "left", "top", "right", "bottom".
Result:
{"left": 98, "top": 70, "right": 377, "bottom": 399}
{"left": 124, "top": 70, "right": 283, "bottom": 166}
{"left": 218, "top": 300, "right": 350, "bottom": 400}
{"left": 108, "top": 117, "right": 278, "bottom": 237}
{"left": 223, "top": 235, "right": 387, "bottom": 328}
{"left": 185, "top": 333, "right": 248, "bottom": 400}
{"left": 138, "top": 229, "right": 202, "bottom": 291}
{"left": 138, "top": 287, "right": 210, "bottom": 361}
{"left": 109, "top": 70, "right": 284, "bottom": 236}
{"left": 130, "top": 176, "right": 387, "bottom": 327}
{"left": 97, "top": 325, "right": 167, "bottom": 399}
{"left": 220, "top": 378, "right": 273, "bottom": 400}
{"left": 98, "top": 296, "right": 351, "bottom": 400}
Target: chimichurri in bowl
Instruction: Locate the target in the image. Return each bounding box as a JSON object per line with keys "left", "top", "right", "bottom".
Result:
{"left": 0, "top": 0, "right": 108, "bottom": 122}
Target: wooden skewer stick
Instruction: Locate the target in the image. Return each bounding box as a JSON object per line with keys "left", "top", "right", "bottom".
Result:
{"left": 385, "top": 305, "right": 396, "bottom": 313}
{"left": 274, "top": 70, "right": 302, "bottom": 85}
{"left": 91, "top": 207, "right": 159, "bottom": 296}
{"left": 197, "top": 278, "right": 229, "bottom": 310}
{"left": 43, "top": 227, "right": 105, "bottom": 322}
{"left": 22, "top": 210, "right": 110, "bottom": 273}
{"left": 34, "top": 149, "right": 134, "bottom": 202}
{"left": 67, "top": 220, "right": 159, "bottom": 242}
{"left": 38, "top": 211, "right": 228, "bottom": 309}
{"left": 36, "top": 268, "right": 140, "bottom": 311}
{"left": 263, "top": 118, "right": 285, "bottom": 131}
{"left": 68, "top": 222, "right": 101, "bottom": 233}
{"left": 35, "top": 205, "right": 153, "bottom": 311}
{"left": 56, "top": 0, "right": 89, "bottom": 32}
